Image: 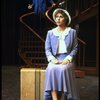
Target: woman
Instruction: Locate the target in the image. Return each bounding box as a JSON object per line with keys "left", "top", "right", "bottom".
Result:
{"left": 44, "top": 8, "right": 80, "bottom": 100}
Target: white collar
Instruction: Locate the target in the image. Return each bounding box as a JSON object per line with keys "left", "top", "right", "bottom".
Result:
{"left": 52, "top": 27, "right": 71, "bottom": 36}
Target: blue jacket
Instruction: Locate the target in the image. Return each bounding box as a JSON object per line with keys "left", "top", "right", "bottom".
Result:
{"left": 32, "top": 0, "right": 54, "bottom": 14}
{"left": 45, "top": 27, "right": 78, "bottom": 62}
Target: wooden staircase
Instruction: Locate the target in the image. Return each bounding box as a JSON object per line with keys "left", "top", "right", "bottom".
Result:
{"left": 18, "top": 0, "right": 98, "bottom": 76}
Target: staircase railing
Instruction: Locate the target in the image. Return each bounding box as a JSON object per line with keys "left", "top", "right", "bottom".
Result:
{"left": 19, "top": 0, "right": 98, "bottom": 67}
{"left": 18, "top": 0, "right": 61, "bottom": 67}
{"left": 19, "top": 11, "right": 47, "bottom": 67}
{"left": 19, "top": 12, "right": 45, "bottom": 42}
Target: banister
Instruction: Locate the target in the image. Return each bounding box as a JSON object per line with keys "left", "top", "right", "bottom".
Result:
{"left": 19, "top": 11, "right": 45, "bottom": 43}
{"left": 45, "top": 0, "right": 61, "bottom": 24}
{"left": 45, "top": 6, "right": 55, "bottom": 24}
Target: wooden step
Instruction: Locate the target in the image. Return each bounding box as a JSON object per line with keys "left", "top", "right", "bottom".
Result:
{"left": 75, "top": 70, "right": 85, "bottom": 78}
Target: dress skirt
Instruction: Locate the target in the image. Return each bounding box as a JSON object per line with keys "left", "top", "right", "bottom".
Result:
{"left": 44, "top": 53, "right": 80, "bottom": 100}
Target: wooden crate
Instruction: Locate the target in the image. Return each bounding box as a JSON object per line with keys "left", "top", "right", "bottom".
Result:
{"left": 20, "top": 68, "right": 46, "bottom": 100}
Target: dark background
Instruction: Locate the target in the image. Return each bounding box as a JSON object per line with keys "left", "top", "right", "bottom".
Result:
{"left": 1, "top": 0, "right": 30, "bottom": 65}
{"left": 1, "top": 0, "right": 58, "bottom": 66}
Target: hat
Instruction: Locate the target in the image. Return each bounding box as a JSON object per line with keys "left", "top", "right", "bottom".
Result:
{"left": 53, "top": 8, "right": 71, "bottom": 25}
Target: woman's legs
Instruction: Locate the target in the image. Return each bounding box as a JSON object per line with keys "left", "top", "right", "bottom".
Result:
{"left": 51, "top": 91, "right": 66, "bottom": 100}
{"left": 44, "top": 91, "right": 52, "bottom": 100}
{"left": 51, "top": 90, "right": 58, "bottom": 100}
{"left": 60, "top": 93, "right": 65, "bottom": 100}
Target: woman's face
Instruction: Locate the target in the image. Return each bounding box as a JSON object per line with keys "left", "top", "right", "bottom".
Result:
{"left": 55, "top": 13, "right": 66, "bottom": 27}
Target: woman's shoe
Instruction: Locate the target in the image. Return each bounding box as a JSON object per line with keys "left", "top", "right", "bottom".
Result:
{"left": 67, "top": 96, "right": 72, "bottom": 100}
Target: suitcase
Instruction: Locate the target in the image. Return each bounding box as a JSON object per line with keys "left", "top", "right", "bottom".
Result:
{"left": 20, "top": 68, "right": 46, "bottom": 100}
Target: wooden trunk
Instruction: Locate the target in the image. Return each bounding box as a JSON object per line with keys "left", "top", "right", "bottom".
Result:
{"left": 20, "top": 68, "right": 46, "bottom": 100}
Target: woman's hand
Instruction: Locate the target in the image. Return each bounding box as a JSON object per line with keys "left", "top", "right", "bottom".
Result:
{"left": 61, "top": 59, "right": 70, "bottom": 64}
{"left": 51, "top": 58, "right": 70, "bottom": 64}
{"left": 51, "top": 58, "right": 59, "bottom": 64}
{"left": 28, "top": 4, "right": 33, "bottom": 9}
{"left": 52, "top": 3, "right": 56, "bottom": 7}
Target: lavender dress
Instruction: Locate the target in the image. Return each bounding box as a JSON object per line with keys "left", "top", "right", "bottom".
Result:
{"left": 44, "top": 54, "right": 80, "bottom": 100}
{"left": 44, "top": 27, "right": 80, "bottom": 100}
